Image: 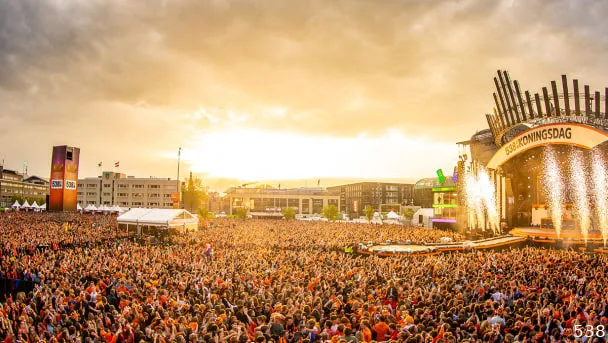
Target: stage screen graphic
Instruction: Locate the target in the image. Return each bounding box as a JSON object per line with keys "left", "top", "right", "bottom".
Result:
{"left": 49, "top": 146, "right": 80, "bottom": 211}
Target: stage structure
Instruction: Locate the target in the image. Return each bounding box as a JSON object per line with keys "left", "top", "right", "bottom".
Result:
{"left": 49, "top": 145, "right": 80, "bottom": 212}
{"left": 459, "top": 71, "right": 608, "bottom": 245}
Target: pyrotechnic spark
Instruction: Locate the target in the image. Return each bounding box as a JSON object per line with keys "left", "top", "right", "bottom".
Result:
{"left": 543, "top": 147, "right": 564, "bottom": 239}
{"left": 570, "top": 149, "right": 590, "bottom": 244}
{"left": 592, "top": 149, "right": 608, "bottom": 246}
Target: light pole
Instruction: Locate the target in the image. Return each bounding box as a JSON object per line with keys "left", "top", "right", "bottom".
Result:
{"left": 177, "top": 146, "right": 182, "bottom": 182}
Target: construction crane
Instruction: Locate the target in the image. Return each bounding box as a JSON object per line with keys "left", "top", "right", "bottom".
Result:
{"left": 241, "top": 181, "right": 258, "bottom": 188}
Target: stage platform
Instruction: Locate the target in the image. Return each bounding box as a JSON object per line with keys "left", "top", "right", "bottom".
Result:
{"left": 358, "top": 235, "right": 527, "bottom": 257}
{"left": 510, "top": 227, "right": 605, "bottom": 243}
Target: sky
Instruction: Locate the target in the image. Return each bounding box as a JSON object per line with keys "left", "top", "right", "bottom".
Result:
{"left": 1, "top": 0, "right": 607, "bottom": 191}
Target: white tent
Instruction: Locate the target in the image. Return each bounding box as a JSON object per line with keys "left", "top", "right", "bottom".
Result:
{"left": 84, "top": 204, "right": 97, "bottom": 212}
{"left": 110, "top": 205, "right": 124, "bottom": 213}
{"left": 117, "top": 208, "right": 198, "bottom": 233}
{"left": 386, "top": 211, "right": 400, "bottom": 219}
{"left": 98, "top": 204, "right": 109, "bottom": 212}
{"left": 38, "top": 204, "right": 46, "bottom": 211}
{"left": 77, "top": 203, "right": 83, "bottom": 211}
{"left": 31, "top": 201, "right": 39, "bottom": 208}
{"left": 21, "top": 200, "right": 31, "bottom": 210}
{"left": 11, "top": 201, "right": 20, "bottom": 209}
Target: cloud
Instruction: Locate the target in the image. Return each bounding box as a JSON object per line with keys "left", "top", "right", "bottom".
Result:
{"left": 0, "top": 0, "right": 607, "bottom": 180}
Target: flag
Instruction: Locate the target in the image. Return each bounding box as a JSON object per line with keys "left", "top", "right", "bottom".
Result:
{"left": 98, "top": 162, "right": 102, "bottom": 167}
{"left": 114, "top": 161, "right": 120, "bottom": 168}
{"left": 433, "top": 325, "right": 445, "bottom": 343}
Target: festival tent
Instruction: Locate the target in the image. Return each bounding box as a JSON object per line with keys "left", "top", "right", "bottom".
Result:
{"left": 386, "top": 211, "right": 400, "bottom": 220}
{"left": 11, "top": 201, "right": 20, "bottom": 209}
{"left": 110, "top": 205, "right": 124, "bottom": 214}
{"left": 21, "top": 200, "right": 31, "bottom": 210}
{"left": 117, "top": 208, "right": 198, "bottom": 234}
{"left": 84, "top": 204, "right": 97, "bottom": 212}
{"left": 38, "top": 204, "right": 46, "bottom": 211}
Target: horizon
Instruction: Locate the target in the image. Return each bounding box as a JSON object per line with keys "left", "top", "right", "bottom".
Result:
{"left": 1, "top": 1, "right": 607, "bottom": 186}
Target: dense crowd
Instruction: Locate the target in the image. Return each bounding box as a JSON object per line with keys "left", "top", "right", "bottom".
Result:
{"left": 0, "top": 213, "right": 606, "bottom": 343}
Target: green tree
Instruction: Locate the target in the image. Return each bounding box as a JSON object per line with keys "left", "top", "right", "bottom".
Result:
{"left": 364, "top": 205, "right": 375, "bottom": 221}
{"left": 235, "top": 207, "right": 249, "bottom": 219}
{"left": 182, "top": 172, "right": 208, "bottom": 213}
{"left": 322, "top": 205, "right": 340, "bottom": 221}
{"left": 403, "top": 208, "right": 416, "bottom": 220}
{"left": 198, "top": 207, "right": 210, "bottom": 220}
{"left": 281, "top": 207, "right": 296, "bottom": 220}
{"left": 9, "top": 195, "right": 24, "bottom": 204}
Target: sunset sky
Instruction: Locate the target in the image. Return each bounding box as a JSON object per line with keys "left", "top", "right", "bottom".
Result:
{"left": 1, "top": 0, "right": 607, "bottom": 191}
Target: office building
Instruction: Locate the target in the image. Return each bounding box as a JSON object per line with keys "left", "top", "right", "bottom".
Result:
{"left": 0, "top": 167, "right": 49, "bottom": 207}
{"left": 327, "top": 182, "right": 414, "bottom": 217}
{"left": 224, "top": 187, "right": 340, "bottom": 217}
{"left": 77, "top": 171, "right": 180, "bottom": 209}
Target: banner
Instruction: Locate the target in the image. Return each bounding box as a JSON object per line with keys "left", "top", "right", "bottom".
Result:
{"left": 487, "top": 123, "right": 608, "bottom": 169}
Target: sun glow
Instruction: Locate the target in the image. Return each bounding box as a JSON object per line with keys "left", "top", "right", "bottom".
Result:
{"left": 179, "top": 129, "right": 457, "bottom": 181}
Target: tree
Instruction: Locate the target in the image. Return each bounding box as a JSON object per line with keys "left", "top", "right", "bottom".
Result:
{"left": 364, "top": 205, "right": 375, "bottom": 222}
{"left": 235, "top": 207, "right": 249, "bottom": 219}
{"left": 403, "top": 208, "right": 416, "bottom": 220}
{"left": 281, "top": 207, "right": 296, "bottom": 220}
{"left": 198, "top": 207, "right": 214, "bottom": 220}
{"left": 182, "top": 172, "right": 208, "bottom": 213}
{"left": 322, "top": 205, "right": 340, "bottom": 221}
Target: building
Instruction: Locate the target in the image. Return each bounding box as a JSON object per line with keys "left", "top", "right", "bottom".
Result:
{"left": 77, "top": 171, "right": 180, "bottom": 209}
{"left": 458, "top": 70, "right": 608, "bottom": 232}
{"left": 224, "top": 187, "right": 340, "bottom": 217}
{"left": 431, "top": 177, "right": 459, "bottom": 229}
{"left": 412, "top": 178, "right": 435, "bottom": 208}
{"left": 0, "top": 167, "right": 49, "bottom": 207}
{"left": 327, "top": 182, "right": 414, "bottom": 217}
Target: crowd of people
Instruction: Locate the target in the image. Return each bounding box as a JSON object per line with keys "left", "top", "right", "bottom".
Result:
{"left": 0, "top": 213, "right": 606, "bottom": 343}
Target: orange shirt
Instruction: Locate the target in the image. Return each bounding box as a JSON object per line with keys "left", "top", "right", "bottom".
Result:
{"left": 372, "top": 322, "right": 390, "bottom": 342}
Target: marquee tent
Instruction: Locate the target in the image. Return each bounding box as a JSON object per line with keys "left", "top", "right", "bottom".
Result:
{"left": 84, "top": 204, "right": 97, "bottom": 212}
{"left": 21, "top": 200, "right": 30, "bottom": 209}
{"left": 386, "top": 211, "right": 400, "bottom": 220}
{"left": 117, "top": 208, "right": 198, "bottom": 234}
{"left": 11, "top": 201, "right": 20, "bottom": 209}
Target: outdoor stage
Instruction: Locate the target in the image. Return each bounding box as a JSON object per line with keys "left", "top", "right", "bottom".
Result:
{"left": 510, "top": 227, "right": 605, "bottom": 244}
{"left": 358, "top": 235, "right": 527, "bottom": 257}
{"left": 357, "top": 229, "right": 608, "bottom": 257}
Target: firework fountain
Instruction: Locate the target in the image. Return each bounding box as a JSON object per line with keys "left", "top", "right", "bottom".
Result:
{"left": 464, "top": 165, "right": 499, "bottom": 235}
{"left": 569, "top": 149, "right": 590, "bottom": 244}
{"left": 592, "top": 150, "right": 608, "bottom": 246}
{"left": 542, "top": 146, "right": 564, "bottom": 239}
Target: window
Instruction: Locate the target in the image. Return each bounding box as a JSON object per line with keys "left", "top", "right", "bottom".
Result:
{"left": 87, "top": 184, "right": 97, "bottom": 188}
{"left": 133, "top": 184, "right": 144, "bottom": 189}
{"left": 132, "top": 193, "right": 144, "bottom": 198}
{"left": 78, "top": 183, "right": 84, "bottom": 187}
{"left": 132, "top": 202, "right": 143, "bottom": 206}
{"left": 103, "top": 184, "right": 111, "bottom": 188}
{"left": 87, "top": 192, "right": 96, "bottom": 196}
{"left": 148, "top": 202, "right": 159, "bottom": 207}
{"left": 118, "top": 184, "right": 129, "bottom": 188}
{"left": 77, "top": 192, "right": 83, "bottom": 196}
{"left": 148, "top": 185, "right": 160, "bottom": 189}
{"left": 103, "top": 192, "right": 111, "bottom": 197}
{"left": 148, "top": 193, "right": 160, "bottom": 198}
{"left": 165, "top": 202, "right": 173, "bottom": 207}
{"left": 164, "top": 194, "right": 172, "bottom": 198}
{"left": 103, "top": 201, "right": 110, "bottom": 205}
{"left": 119, "top": 202, "right": 128, "bottom": 206}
